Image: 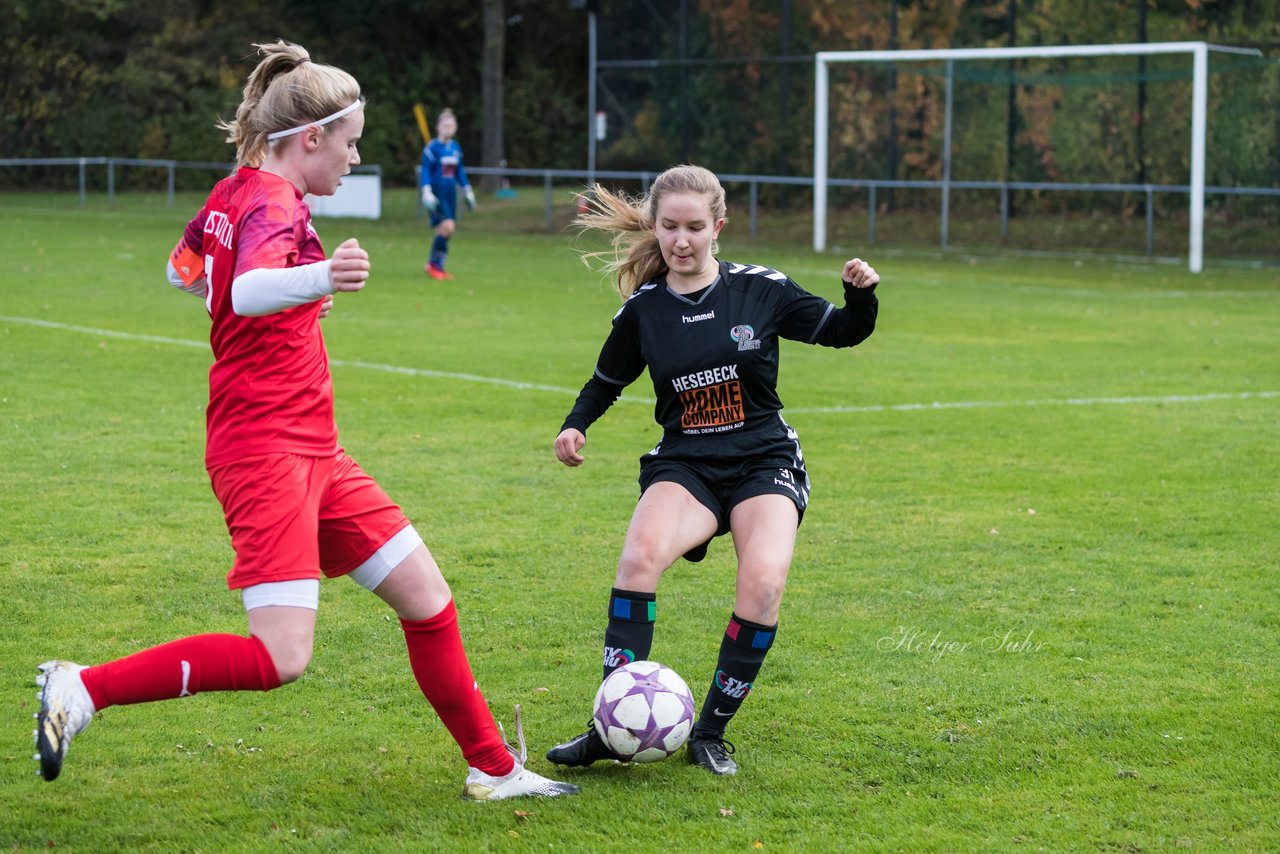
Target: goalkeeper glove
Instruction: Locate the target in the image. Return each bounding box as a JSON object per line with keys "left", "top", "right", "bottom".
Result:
{"left": 421, "top": 186, "right": 439, "bottom": 213}
{"left": 464, "top": 186, "right": 477, "bottom": 211}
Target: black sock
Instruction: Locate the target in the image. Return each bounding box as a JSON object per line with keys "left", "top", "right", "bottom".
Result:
{"left": 696, "top": 613, "right": 777, "bottom": 735}
{"left": 602, "top": 587, "right": 656, "bottom": 680}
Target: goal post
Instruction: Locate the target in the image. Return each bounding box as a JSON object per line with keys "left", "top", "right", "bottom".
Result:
{"left": 812, "top": 42, "right": 1263, "bottom": 272}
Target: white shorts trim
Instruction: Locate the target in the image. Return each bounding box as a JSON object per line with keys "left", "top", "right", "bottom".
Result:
{"left": 348, "top": 525, "right": 423, "bottom": 592}
{"left": 242, "top": 579, "right": 321, "bottom": 611}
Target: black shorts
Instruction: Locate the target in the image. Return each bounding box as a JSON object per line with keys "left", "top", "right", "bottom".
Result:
{"left": 638, "top": 456, "right": 809, "bottom": 561}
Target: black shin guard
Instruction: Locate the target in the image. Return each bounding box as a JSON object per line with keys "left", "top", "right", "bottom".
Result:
{"left": 696, "top": 613, "right": 777, "bottom": 733}
{"left": 602, "top": 587, "right": 656, "bottom": 680}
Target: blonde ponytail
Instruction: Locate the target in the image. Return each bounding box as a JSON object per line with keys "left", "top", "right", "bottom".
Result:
{"left": 219, "top": 41, "right": 363, "bottom": 167}
{"left": 574, "top": 165, "right": 727, "bottom": 300}
{"left": 574, "top": 185, "right": 662, "bottom": 299}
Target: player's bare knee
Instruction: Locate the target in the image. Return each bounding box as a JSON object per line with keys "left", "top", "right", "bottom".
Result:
{"left": 616, "top": 547, "right": 668, "bottom": 589}
{"left": 270, "top": 646, "right": 313, "bottom": 685}
{"left": 243, "top": 582, "right": 319, "bottom": 684}
{"left": 737, "top": 578, "right": 785, "bottom": 623}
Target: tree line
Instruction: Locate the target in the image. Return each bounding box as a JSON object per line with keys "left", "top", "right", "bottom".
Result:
{"left": 2, "top": 0, "right": 1276, "bottom": 199}
{"left": 1, "top": 0, "right": 587, "bottom": 187}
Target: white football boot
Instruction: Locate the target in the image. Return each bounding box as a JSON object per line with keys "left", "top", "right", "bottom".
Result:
{"left": 34, "top": 660, "right": 96, "bottom": 781}
{"left": 463, "top": 705, "right": 582, "bottom": 801}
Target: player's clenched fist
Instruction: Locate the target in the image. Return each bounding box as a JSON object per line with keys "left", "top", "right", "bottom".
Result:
{"left": 330, "top": 237, "right": 369, "bottom": 292}
{"left": 555, "top": 427, "right": 587, "bottom": 467}
{"left": 842, "top": 258, "right": 879, "bottom": 289}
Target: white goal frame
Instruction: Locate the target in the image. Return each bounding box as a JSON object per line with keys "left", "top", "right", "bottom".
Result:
{"left": 813, "top": 42, "right": 1262, "bottom": 272}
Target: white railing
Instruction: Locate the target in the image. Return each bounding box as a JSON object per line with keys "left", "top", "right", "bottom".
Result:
{"left": 4, "top": 158, "right": 1276, "bottom": 262}
{"left": 461, "top": 165, "right": 1280, "bottom": 260}
{"left": 0, "top": 157, "right": 381, "bottom": 208}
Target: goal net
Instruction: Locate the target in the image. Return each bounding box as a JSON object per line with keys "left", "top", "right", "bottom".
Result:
{"left": 813, "top": 42, "right": 1275, "bottom": 271}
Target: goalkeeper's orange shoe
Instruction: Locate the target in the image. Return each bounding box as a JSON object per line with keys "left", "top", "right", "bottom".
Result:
{"left": 426, "top": 263, "right": 453, "bottom": 280}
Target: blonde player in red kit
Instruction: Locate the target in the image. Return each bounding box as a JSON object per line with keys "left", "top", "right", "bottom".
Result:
{"left": 31, "top": 41, "right": 578, "bottom": 802}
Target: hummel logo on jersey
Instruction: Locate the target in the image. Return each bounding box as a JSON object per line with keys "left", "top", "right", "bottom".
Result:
{"left": 682, "top": 310, "right": 715, "bottom": 324}
{"left": 731, "top": 324, "right": 761, "bottom": 351}
{"left": 603, "top": 646, "right": 635, "bottom": 669}
{"left": 715, "top": 670, "right": 752, "bottom": 699}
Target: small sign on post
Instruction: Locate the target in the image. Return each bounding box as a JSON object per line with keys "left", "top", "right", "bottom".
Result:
{"left": 305, "top": 174, "right": 381, "bottom": 219}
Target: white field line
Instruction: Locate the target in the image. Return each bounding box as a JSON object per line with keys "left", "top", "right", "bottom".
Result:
{"left": 1, "top": 315, "right": 211, "bottom": 350}
{"left": 2, "top": 314, "right": 1275, "bottom": 414}
{"left": 996, "top": 285, "right": 1276, "bottom": 300}
{"left": 0, "top": 314, "right": 640, "bottom": 401}
{"left": 785, "top": 391, "right": 1280, "bottom": 415}
{"left": 780, "top": 267, "right": 1277, "bottom": 300}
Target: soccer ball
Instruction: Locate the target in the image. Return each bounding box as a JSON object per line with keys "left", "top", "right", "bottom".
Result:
{"left": 593, "top": 660, "right": 695, "bottom": 762}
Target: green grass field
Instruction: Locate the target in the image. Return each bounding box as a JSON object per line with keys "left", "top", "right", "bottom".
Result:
{"left": 2, "top": 189, "right": 1277, "bottom": 852}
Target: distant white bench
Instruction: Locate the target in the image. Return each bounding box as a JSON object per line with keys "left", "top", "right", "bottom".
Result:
{"left": 305, "top": 172, "right": 381, "bottom": 220}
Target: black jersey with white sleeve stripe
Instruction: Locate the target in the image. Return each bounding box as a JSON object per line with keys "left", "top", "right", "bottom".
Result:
{"left": 561, "top": 259, "right": 877, "bottom": 459}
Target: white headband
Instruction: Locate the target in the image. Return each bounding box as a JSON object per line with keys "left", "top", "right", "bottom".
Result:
{"left": 266, "top": 100, "right": 363, "bottom": 141}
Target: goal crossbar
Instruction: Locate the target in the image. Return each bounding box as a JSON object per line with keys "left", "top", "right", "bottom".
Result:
{"left": 812, "top": 42, "right": 1263, "bottom": 272}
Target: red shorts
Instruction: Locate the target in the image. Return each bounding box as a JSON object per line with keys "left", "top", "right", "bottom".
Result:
{"left": 209, "top": 452, "right": 412, "bottom": 590}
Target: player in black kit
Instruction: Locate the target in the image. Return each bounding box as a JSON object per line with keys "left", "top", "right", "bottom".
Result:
{"left": 547, "top": 165, "right": 879, "bottom": 776}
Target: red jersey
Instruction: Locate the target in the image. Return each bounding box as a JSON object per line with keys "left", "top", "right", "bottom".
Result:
{"left": 170, "top": 167, "right": 337, "bottom": 468}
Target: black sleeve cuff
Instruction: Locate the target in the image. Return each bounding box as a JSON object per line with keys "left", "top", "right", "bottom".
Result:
{"left": 842, "top": 280, "right": 879, "bottom": 302}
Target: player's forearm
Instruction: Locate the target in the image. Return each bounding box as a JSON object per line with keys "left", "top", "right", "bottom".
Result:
{"left": 167, "top": 236, "right": 208, "bottom": 297}
{"left": 165, "top": 259, "right": 208, "bottom": 297}
{"left": 230, "top": 262, "right": 334, "bottom": 316}
{"left": 562, "top": 373, "right": 625, "bottom": 434}
{"left": 813, "top": 283, "right": 878, "bottom": 347}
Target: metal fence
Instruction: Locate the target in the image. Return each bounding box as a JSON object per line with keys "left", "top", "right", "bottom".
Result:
{"left": 463, "top": 166, "right": 1280, "bottom": 259}
{"left": 0, "top": 157, "right": 382, "bottom": 208}
{"left": 4, "top": 157, "right": 1276, "bottom": 260}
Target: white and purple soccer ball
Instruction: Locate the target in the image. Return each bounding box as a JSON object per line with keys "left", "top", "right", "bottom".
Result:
{"left": 593, "top": 660, "right": 696, "bottom": 763}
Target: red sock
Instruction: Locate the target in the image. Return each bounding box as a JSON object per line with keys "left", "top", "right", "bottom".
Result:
{"left": 401, "top": 600, "right": 513, "bottom": 776}
{"left": 78, "top": 634, "right": 282, "bottom": 710}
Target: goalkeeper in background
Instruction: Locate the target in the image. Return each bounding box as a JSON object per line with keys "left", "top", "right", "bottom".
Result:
{"left": 420, "top": 107, "right": 475, "bottom": 280}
